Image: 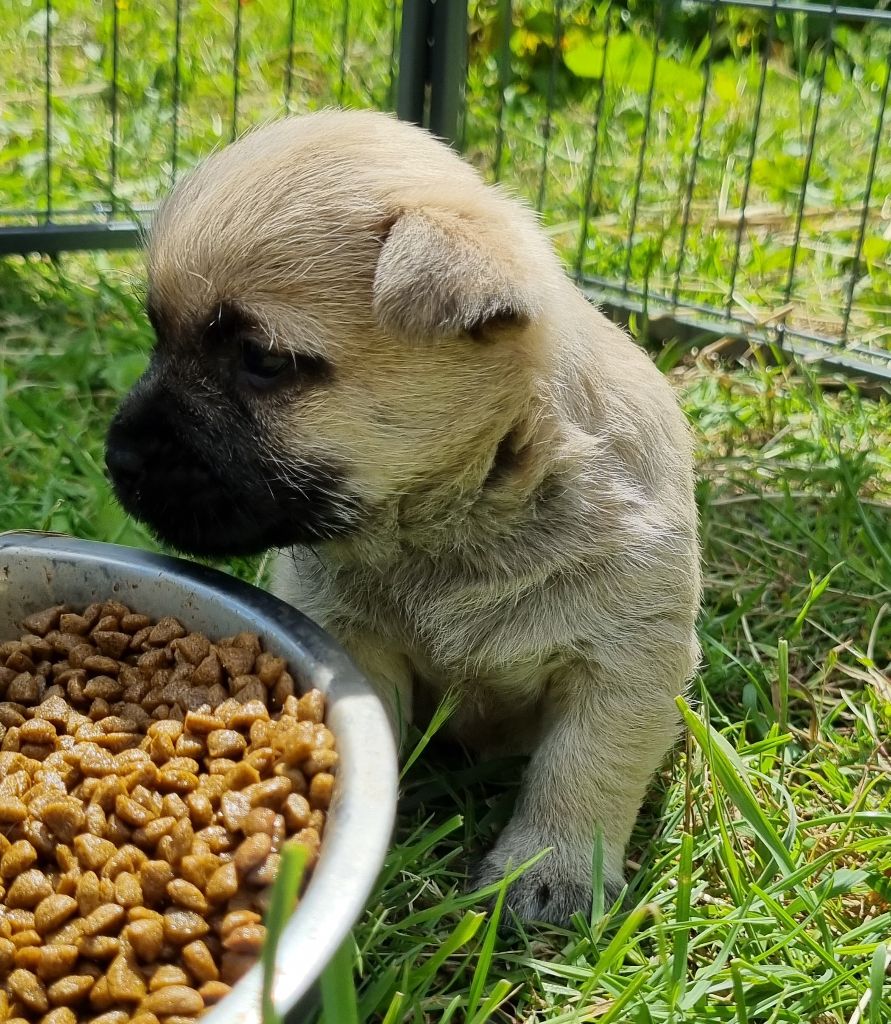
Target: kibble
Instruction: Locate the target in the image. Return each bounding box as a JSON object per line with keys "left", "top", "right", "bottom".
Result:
{"left": 1, "top": 603, "right": 335, "bottom": 1024}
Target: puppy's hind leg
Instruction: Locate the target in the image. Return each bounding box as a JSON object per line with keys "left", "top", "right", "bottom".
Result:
{"left": 473, "top": 661, "right": 686, "bottom": 926}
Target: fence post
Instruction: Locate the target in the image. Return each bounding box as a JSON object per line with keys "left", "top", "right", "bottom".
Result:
{"left": 396, "top": 0, "right": 467, "bottom": 146}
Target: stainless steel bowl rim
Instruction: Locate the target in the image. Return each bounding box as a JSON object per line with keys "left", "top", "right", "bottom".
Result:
{"left": 0, "top": 531, "right": 398, "bottom": 1024}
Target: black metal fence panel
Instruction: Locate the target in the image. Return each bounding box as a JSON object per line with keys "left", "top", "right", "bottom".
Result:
{"left": 1, "top": 0, "right": 400, "bottom": 249}
{"left": 1, "top": 0, "right": 889, "bottom": 376}
{"left": 463, "top": 1, "right": 891, "bottom": 375}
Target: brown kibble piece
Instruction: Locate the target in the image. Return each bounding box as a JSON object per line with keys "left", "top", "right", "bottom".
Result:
{"left": 7, "top": 673, "right": 44, "bottom": 704}
{"left": 166, "top": 878, "right": 208, "bottom": 914}
{"left": 40, "top": 799, "right": 85, "bottom": 843}
{"left": 247, "top": 776, "right": 292, "bottom": 809}
{"left": 35, "top": 943, "right": 79, "bottom": 982}
{"left": 191, "top": 651, "right": 223, "bottom": 688}
{"left": 146, "top": 617, "right": 187, "bottom": 646}
{"left": 91, "top": 631, "right": 131, "bottom": 659}
{"left": 114, "top": 793, "right": 152, "bottom": 828}
{"left": 6, "top": 870, "right": 54, "bottom": 910}
{"left": 90, "top": 1013, "right": 129, "bottom": 1024}
{"left": 198, "top": 980, "right": 231, "bottom": 1004}
{"left": 124, "top": 916, "right": 164, "bottom": 962}
{"left": 74, "top": 834, "right": 117, "bottom": 871}
{"left": 0, "top": 796, "right": 28, "bottom": 823}
{"left": 141, "top": 986, "right": 204, "bottom": 1016}
{"left": 182, "top": 710, "right": 221, "bottom": 736}
{"left": 120, "top": 613, "right": 151, "bottom": 633}
{"left": 7, "top": 969, "right": 48, "bottom": 1013}
{"left": 90, "top": 1013, "right": 128, "bottom": 1024}
{"left": 139, "top": 860, "right": 174, "bottom": 905}
{"left": 282, "top": 793, "right": 311, "bottom": 832}
{"left": 113, "top": 871, "right": 143, "bottom": 908}
{"left": 217, "top": 646, "right": 255, "bottom": 679}
{"left": 148, "top": 965, "right": 190, "bottom": 991}
{"left": 18, "top": 719, "right": 56, "bottom": 745}
{"left": 185, "top": 791, "right": 213, "bottom": 828}
{"left": 11, "top": 928, "right": 42, "bottom": 949}
{"left": 77, "top": 935, "right": 119, "bottom": 960}
{"left": 309, "top": 771, "right": 335, "bottom": 810}
{"left": 220, "top": 909, "right": 261, "bottom": 935}
{"left": 34, "top": 895, "right": 77, "bottom": 935}
{"left": 219, "top": 790, "right": 251, "bottom": 832}
{"left": 163, "top": 909, "right": 209, "bottom": 945}
{"left": 222, "top": 923, "right": 266, "bottom": 955}
{"left": 255, "top": 653, "right": 286, "bottom": 686}
{"left": 242, "top": 805, "right": 277, "bottom": 835}
{"left": 21, "top": 606, "right": 66, "bottom": 636}
{"left": 182, "top": 939, "right": 219, "bottom": 983}
{"left": 296, "top": 688, "right": 324, "bottom": 723}
{"left": 41, "top": 1007, "right": 77, "bottom": 1024}
{"left": 205, "top": 861, "right": 238, "bottom": 904}
{"left": 206, "top": 729, "right": 246, "bottom": 759}
{"left": 46, "top": 973, "right": 95, "bottom": 1007}
{"left": 233, "top": 832, "right": 272, "bottom": 875}
{"left": 172, "top": 633, "right": 210, "bottom": 665}
{"left": 1, "top": 839, "right": 38, "bottom": 878}
{"left": 81, "top": 902, "right": 126, "bottom": 936}
{"left": 107, "top": 951, "right": 147, "bottom": 1003}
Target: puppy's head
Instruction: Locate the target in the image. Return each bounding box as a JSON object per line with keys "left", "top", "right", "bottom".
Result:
{"left": 106, "top": 110, "right": 561, "bottom": 557}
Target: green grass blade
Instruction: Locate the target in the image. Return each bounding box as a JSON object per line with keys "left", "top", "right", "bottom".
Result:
{"left": 669, "top": 831, "right": 694, "bottom": 1005}
{"left": 787, "top": 564, "right": 843, "bottom": 639}
{"left": 677, "top": 697, "right": 797, "bottom": 878}
{"left": 681, "top": 889, "right": 756, "bottom": 1010}
{"left": 730, "top": 963, "right": 749, "bottom": 1024}
{"left": 319, "top": 936, "right": 359, "bottom": 1024}
{"left": 439, "top": 994, "right": 465, "bottom": 1023}
{"left": 261, "top": 842, "right": 308, "bottom": 1024}
{"left": 379, "top": 990, "right": 405, "bottom": 1024}
{"left": 749, "top": 884, "right": 841, "bottom": 975}
{"left": 466, "top": 877, "right": 508, "bottom": 1019}
{"left": 868, "top": 943, "right": 887, "bottom": 1024}
{"left": 591, "top": 823, "right": 605, "bottom": 927}
{"left": 400, "top": 687, "right": 461, "bottom": 779}
{"left": 597, "top": 969, "right": 649, "bottom": 1024}
{"left": 467, "top": 978, "right": 514, "bottom": 1024}
{"left": 580, "top": 905, "right": 653, "bottom": 997}
{"left": 410, "top": 910, "right": 486, "bottom": 989}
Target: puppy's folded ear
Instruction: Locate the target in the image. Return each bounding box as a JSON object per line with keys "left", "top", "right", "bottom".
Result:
{"left": 372, "top": 207, "right": 540, "bottom": 339}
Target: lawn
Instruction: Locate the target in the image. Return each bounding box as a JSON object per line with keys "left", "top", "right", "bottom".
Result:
{"left": 2, "top": 0, "right": 891, "bottom": 1020}
{"left": 1, "top": 248, "right": 889, "bottom": 1022}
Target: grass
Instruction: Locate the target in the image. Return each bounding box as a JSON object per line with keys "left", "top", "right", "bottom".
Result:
{"left": 1, "top": 0, "right": 890, "bottom": 351}
{"left": 1, "top": 248, "right": 890, "bottom": 1022}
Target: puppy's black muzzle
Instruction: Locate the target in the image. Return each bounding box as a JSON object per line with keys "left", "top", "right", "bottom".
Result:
{"left": 106, "top": 372, "right": 360, "bottom": 557}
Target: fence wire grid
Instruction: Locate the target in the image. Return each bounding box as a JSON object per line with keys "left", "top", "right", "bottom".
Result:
{"left": 1, "top": 0, "right": 890, "bottom": 377}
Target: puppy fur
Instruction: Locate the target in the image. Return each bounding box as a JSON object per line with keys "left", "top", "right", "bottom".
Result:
{"left": 107, "top": 109, "right": 701, "bottom": 924}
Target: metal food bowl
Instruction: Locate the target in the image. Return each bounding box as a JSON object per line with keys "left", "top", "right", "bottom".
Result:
{"left": 0, "top": 531, "right": 398, "bottom": 1024}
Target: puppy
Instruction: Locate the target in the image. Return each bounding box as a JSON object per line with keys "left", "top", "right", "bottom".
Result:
{"left": 106, "top": 109, "right": 701, "bottom": 925}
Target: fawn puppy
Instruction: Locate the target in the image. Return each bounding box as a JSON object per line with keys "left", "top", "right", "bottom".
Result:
{"left": 106, "top": 110, "right": 701, "bottom": 923}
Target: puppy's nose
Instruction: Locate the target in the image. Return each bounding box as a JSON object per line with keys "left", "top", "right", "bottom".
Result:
{"left": 105, "top": 439, "right": 145, "bottom": 488}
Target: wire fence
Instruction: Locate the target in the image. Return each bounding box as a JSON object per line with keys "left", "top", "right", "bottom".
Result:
{"left": 1, "top": 0, "right": 890, "bottom": 376}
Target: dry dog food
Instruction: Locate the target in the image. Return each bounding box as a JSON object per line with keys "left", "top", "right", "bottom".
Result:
{"left": 0, "top": 602, "right": 336, "bottom": 1024}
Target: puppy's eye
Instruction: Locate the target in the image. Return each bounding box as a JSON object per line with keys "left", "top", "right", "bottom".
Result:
{"left": 239, "top": 339, "right": 292, "bottom": 388}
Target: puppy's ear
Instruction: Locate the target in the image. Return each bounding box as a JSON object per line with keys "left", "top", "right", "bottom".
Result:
{"left": 372, "top": 208, "right": 540, "bottom": 338}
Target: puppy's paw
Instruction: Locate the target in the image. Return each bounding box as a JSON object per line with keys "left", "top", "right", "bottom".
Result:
{"left": 472, "top": 829, "right": 624, "bottom": 927}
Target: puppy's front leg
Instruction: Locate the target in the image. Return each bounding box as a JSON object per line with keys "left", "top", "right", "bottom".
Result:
{"left": 475, "top": 666, "right": 682, "bottom": 925}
